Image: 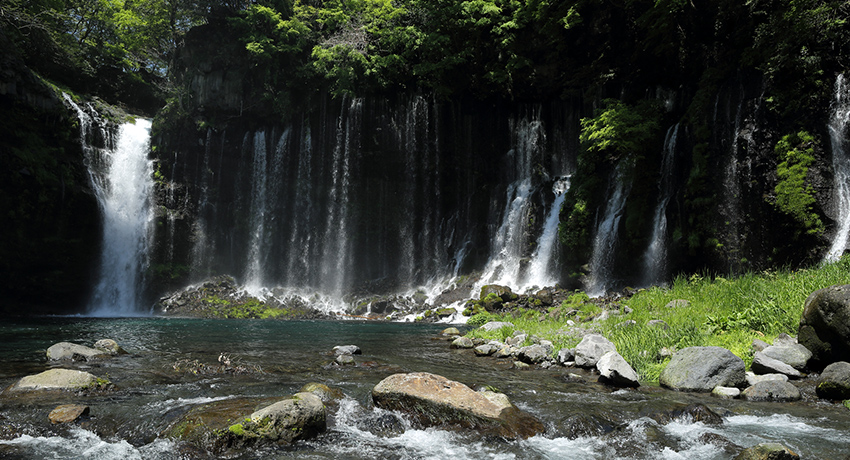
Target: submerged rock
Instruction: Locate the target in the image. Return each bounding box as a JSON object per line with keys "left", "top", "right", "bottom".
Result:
{"left": 48, "top": 404, "right": 90, "bottom": 424}
{"left": 644, "top": 403, "right": 724, "bottom": 425}
{"left": 371, "top": 372, "right": 544, "bottom": 439}
{"left": 5, "top": 369, "right": 107, "bottom": 393}
{"left": 356, "top": 412, "right": 406, "bottom": 438}
{"left": 93, "top": 339, "right": 127, "bottom": 355}
{"left": 659, "top": 346, "right": 746, "bottom": 392}
{"left": 228, "top": 392, "right": 326, "bottom": 444}
{"left": 559, "top": 413, "right": 619, "bottom": 439}
{"left": 300, "top": 382, "right": 344, "bottom": 402}
{"left": 734, "top": 442, "right": 799, "bottom": 460}
{"left": 450, "top": 336, "right": 474, "bottom": 349}
{"left": 815, "top": 361, "right": 850, "bottom": 400}
{"left": 46, "top": 342, "right": 110, "bottom": 361}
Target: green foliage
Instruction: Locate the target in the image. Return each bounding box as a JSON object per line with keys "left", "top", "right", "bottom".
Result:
{"left": 465, "top": 256, "right": 850, "bottom": 382}
{"left": 579, "top": 99, "right": 662, "bottom": 163}
{"left": 467, "top": 312, "right": 494, "bottom": 327}
{"left": 771, "top": 131, "right": 824, "bottom": 235}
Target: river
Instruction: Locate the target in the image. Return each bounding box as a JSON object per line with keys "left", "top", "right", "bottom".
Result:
{"left": 1, "top": 317, "right": 848, "bottom": 459}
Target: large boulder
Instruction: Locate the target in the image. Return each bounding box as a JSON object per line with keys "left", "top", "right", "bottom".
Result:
{"left": 741, "top": 381, "right": 801, "bottom": 402}
{"left": 798, "top": 285, "right": 850, "bottom": 369}
{"left": 815, "top": 361, "right": 850, "bottom": 400}
{"left": 596, "top": 351, "right": 639, "bottom": 387}
{"left": 228, "top": 392, "right": 326, "bottom": 444}
{"left": 659, "top": 347, "right": 746, "bottom": 392}
{"left": 517, "top": 344, "right": 551, "bottom": 364}
{"left": 371, "top": 372, "right": 543, "bottom": 439}
{"left": 46, "top": 342, "right": 110, "bottom": 361}
{"left": 479, "top": 285, "right": 518, "bottom": 302}
{"left": 574, "top": 334, "right": 616, "bottom": 368}
{"left": 4, "top": 369, "right": 107, "bottom": 393}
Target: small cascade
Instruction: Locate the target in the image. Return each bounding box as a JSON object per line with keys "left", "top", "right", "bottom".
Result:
{"left": 825, "top": 74, "right": 850, "bottom": 262}
{"left": 474, "top": 115, "right": 544, "bottom": 292}
{"left": 64, "top": 95, "right": 154, "bottom": 315}
{"left": 522, "top": 177, "right": 570, "bottom": 290}
{"left": 641, "top": 124, "right": 679, "bottom": 286}
{"left": 587, "top": 160, "right": 633, "bottom": 296}
{"left": 719, "top": 90, "right": 745, "bottom": 270}
{"left": 243, "top": 131, "right": 269, "bottom": 293}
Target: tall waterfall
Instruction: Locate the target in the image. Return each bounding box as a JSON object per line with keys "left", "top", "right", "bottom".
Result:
{"left": 474, "top": 115, "right": 544, "bottom": 293}
{"left": 641, "top": 124, "right": 679, "bottom": 286}
{"left": 826, "top": 74, "right": 850, "bottom": 262}
{"left": 64, "top": 95, "right": 154, "bottom": 315}
{"left": 587, "top": 160, "right": 633, "bottom": 296}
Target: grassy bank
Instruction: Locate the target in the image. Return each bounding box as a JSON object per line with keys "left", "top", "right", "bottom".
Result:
{"left": 466, "top": 257, "right": 850, "bottom": 383}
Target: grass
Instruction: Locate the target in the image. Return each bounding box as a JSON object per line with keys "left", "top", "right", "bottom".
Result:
{"left": 466, "top": 256, "right": 850, "bottom": 383}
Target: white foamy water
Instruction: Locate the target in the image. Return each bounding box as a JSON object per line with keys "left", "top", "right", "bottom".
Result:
{"left": 0, "top": 428, "right": 178, "bottom": 460}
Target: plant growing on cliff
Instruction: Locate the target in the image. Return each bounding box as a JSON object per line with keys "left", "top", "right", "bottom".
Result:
{"left": 770, "top": 131, "right": 824, "bottom": 236}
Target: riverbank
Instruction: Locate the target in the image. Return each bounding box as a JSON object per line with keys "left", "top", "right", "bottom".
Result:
{"left": 465, "top": 256, "right": 850, "bottom": 383}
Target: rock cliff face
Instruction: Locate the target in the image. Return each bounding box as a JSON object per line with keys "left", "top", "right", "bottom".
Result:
{"left": 0, "top": 31, "right": 102, "bottom": 315}
{"left": 149, "top": 19, "right": 840, "bottom": 303}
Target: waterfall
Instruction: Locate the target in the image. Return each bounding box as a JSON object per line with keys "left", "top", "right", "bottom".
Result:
{"left": 641, "top": 124, "right": 679, "bottom": 286}
{"left": 64, "top": 95, "right": 154, "bottom": 315}
{"left": 523, "top": 177, "right": 570, "bottom": 290}
{"left": 473, "top": 115, "right": 544, "bottom": 292}
{"left": 587, "top": 160, "right": 633, "bottom": 296}
{"left": 243, "top": 131, "right": 269, "bottom": 292}
{"left": 825, "top": 74, "right": 850, "bottom": 262}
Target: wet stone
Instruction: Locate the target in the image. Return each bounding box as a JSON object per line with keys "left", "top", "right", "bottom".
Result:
{"left": 48, "top": 404, "right": 90, "bottom": 424}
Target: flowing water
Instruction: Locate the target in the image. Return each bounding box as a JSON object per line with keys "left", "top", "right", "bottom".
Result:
{"left": 587, "top": 160, "right": 633, "bottom": 296}
{"left": 641, "top": 125, "right": 679, "bottom": 287}
{"left": 64, "top": 94, "right": 154, "bottom": 316}
{"left": 825, "top": 74, "right": 850, "bottom": 262}
{"left": 1, "top": 317, "right": 848, "bottom": 459}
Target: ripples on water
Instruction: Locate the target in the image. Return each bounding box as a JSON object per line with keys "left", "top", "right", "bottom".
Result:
{"left": 1, "top": 318, "right": 848, "bottom": 459}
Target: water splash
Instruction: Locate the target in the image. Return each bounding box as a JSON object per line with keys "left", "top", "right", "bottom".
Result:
{"left": 523, "top": 177, "right": 571, "bottom": 290}
{"left": 87, "top": 120, "right": 155, "bottom": 316}
{"left": 825, "top": 74, "right": 850, "bottom": 262}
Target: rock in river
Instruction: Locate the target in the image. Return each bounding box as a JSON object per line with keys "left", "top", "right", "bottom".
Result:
{"left": 815, "top": 361, "right": 850, "bottom": 400}
{"left": 371, "top": 372, "right": 543, "bottom": 439}
{"left": 47, "top": 342, "right": 110, "bottom": 361}
{"left": 574, "top": 334, "right": 616, "bottom": 368}
{"left": 596, "top": 351, "right": 640, "bottom": 387}
{"left": 659, "top": 346, "right": 746, "bottom": 392}
{"left": 4, "top": 369, "right": 107, "bottom": 393}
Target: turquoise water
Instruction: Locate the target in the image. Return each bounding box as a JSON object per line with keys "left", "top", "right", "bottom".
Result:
{"left": 1, "top": 318, "right": 849, "bottom": 459}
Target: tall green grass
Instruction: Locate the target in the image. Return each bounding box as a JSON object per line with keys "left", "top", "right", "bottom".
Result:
{"left": 466, "top": 257, "right": 850, "bottom": 383}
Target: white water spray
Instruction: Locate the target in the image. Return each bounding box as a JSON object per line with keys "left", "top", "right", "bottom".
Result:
{"left": 523, "top": 177, "right": 570, "bottom": 290}
{"left": 825, "top": 74, "right": 850, "bottom": 262}
{"left": 87, "top": 119, "right": 154, "bottom": 316}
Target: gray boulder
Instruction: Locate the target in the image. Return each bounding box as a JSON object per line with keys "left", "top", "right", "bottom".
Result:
{"left": 557, "top": 348, "right": 575, "bottom": 364}
{"left": 761, "top": 344, "right": 811, "bottom": 370}
{"left": 741, "top": 381, "right": 801, "bottom": 402}
{"left": 815, "top": 361, "right": 850, "bottom": 400}
{"left": 46, "top": 342, "right": 110, "bottom": 361}
{"left": 371, "top": 372, "right": 543, "bottom": 439}
{"left": 518, "top": 344, "right": 551, "bottom": 364}
{"left": 574, "top": 334, "right": 616, "bottom": 368}
{"left": 750, "top": 352, "right": 803, "bottom": 378}
{"left": 474, "top": 343, "right": 499, "bottom": 357}
{"left": 734, "top": 443, "right": 799, "bottom": 460}
{"left": 596, "top": 351, "right": 639, "bottom": 387}
{"left": 5, "top": 369, "right": 106, "bottom": 393}
{"left": 480, "top": 321, "right": 514, "bottom": 332}
{"left": 751, "top": 339, "right": 770, "bottom": 353}
{"left": 798, "top": 285, "right": 850, "bottom": 369}
{"left": 659, "top": 346, "right": 746, "bottom": 392}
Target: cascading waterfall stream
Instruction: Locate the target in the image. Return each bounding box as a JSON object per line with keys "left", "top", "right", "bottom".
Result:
{"left": 825, "top": 74, "right": 850, "bottom": 263}
{"left": 522, "top": 177, "right": 570, "bottom": 290}
{"left": 587, "top": 160, "right": 633, "bottom": 297}
{"left": 64, "top": 98, "right": 154, "bottom": 316}
{"left": 243, "top": 131, "right": 268, "bottom": 294}
{"left": 641, "top": 124, "right": 679, "bottom": 286}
